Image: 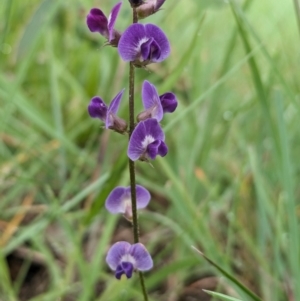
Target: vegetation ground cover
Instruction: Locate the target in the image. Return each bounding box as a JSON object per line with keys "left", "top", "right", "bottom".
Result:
{"left": 0, "top": 0, "right": 299, "bottom": 300}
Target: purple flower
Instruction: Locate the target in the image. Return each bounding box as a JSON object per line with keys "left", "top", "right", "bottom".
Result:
{"left": 88, "top": 89, "right": 127, "bottom": 133}
{"left": 106, "top": 241, "right": 153, "bottom": 279}
{"left": 137, "top": 0, "right": 166, "bottom": 19}
{"left": 86, "top": 2, "right": 122, "bottom": 46}
{"left": 105, "top": 185, "right": 151, "bottom": 220}
{"left": 138, "top": 80, "right": 163, "bottom": 122}
{"left": 128, "top": 118, "right": 168, "bottom": 161}
{"left": 137, "top": 80, "right": 178, "bottom": 121}
{"left": 160, "top": 92, "right": 178, "bottom": 113}
{"left": 118, "top": 23, "right": 170, "bottom": 67}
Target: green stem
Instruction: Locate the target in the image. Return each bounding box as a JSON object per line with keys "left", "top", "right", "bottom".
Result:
{"left": 128, "top": 6, "right": 149, "bottom": 301}
{"left": 293, "top": 0, "right": 300, "bottom": 39}
{"left": 128, "top": 61, "right": 139, "bottom": 244}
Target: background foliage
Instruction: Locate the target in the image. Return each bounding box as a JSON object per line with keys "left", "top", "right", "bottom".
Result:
{"left": 0, "top": 0, "right": 299, "bottom": 300}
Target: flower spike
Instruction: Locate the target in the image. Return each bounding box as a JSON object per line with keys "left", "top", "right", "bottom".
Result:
{"left": 106, "top": 242, "right": 153, "bottom": 279}
{"left": 118, "top": 23, "right": 170, "bottom": 67}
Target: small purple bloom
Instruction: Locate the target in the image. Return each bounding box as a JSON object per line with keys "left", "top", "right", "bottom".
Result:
{"left": 137, "top": 80, "right": 178, "bottom": 122}
{"left": 88, "top": 97, "right": 107, "bottom": 121}
{"left": 139, "top": 80, "right": 163, "bottom": 122}
{"left": 128, "top": 118, "right": 168, "bottom": 161}
{"left": 137, "top": 0, "right": 166, "bottom": 19}
{"left": 118, "top": 23, "right": 170, "bottom": 67}
{"left": 159, "top": 92, "right": 178, "bottom": 113}
{"left": 88, "top": 89, "right": 127, "bottom": 133}
{"left": 105, "top": 185, "right": 151, "bottom": 220}
{"left": 106, "top": 241, "right": 153, "bottom": 279}
{"left": 86, "top": 2, "right": 122, "bottom": 46}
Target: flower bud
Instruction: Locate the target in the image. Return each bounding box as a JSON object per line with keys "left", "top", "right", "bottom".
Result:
{"left": 128, "top": 0, "right": 144, "bottom": 8}
{"left": 136, "top": 0, "right": 166, "bottom": 19}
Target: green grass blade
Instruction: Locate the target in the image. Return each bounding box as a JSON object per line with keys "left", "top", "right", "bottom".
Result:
{"left": 203, "top": 290, "right": 244, "bottom": 301}
{"left": 192, "top": 247, "right": 263, "bottom": 301}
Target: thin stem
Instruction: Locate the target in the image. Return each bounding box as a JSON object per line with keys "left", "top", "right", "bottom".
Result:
{"left": 128, "top": 6, "right": 149, "bottom": 301}
{"left": 128, "top": 61, "right": 139, "bottom": 243}
{"left": 132, "top": 6, "right": 138, "bottom": 23}
{"left": 293, "top": 0, "right": 300, "bottom": 40}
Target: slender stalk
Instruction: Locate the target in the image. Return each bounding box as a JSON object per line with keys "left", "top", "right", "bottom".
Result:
{"left": 128, "top": 6, "right": 149, "bottom": 301}
{"left": 293, "top": 0, "right": 300, "bottom": 40}
{"left": 128, "top": 61, "right": 139, "bottom": 243}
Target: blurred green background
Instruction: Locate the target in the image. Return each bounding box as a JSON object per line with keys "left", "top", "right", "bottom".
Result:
{"left": 1, "top": 0, "right": 299, "bottom": 300}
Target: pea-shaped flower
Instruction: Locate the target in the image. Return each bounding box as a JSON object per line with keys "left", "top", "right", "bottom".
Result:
{"left": 137, "top": 80, "right": 178, "bottom": 121}
{"left": 118, "top": 23, "right": 170, "bottom": 67}
{"left": 106, "top": 241, "right": 153, "bottom": 279}
{"left": 128, "top": 118, "right": 168, "bottom": 161}
{"left": 105, "top": 185, "right": 151, "bottom": 220}
{"left": 86, "top": 2, "right": 122, "bottom": 46}
{"left": 88, "top": 89, "right": 127, "bottom": 133}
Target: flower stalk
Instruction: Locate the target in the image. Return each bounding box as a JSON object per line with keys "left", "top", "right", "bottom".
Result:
{"left": 86, "top": 1, "right": 177, "bottom": 299}
{"left": 128, "top": 60, "right": 139, "bottom": 243}
{"left": 128, "top": 7, "right": 149, "bottom": 301}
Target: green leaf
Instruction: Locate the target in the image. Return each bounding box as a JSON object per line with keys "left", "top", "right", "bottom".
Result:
{"left": 203, "top": 290, "right": 244, "bottom": 301}
{"left": 192, "top": 247, "right": 263, "bottom": 301}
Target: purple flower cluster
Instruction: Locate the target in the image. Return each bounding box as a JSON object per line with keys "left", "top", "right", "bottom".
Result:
{"left": 86, "top": 0, "right": 177, "bottom": 281}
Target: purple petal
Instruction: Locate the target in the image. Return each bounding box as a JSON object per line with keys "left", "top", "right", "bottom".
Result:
{"left": 140, "top": 37, "right": 153, "bottom": 60}
{"left": 105, "top": 185, "right": 151, "bottom": 215}
{"left": 106, "top": 241, "right": 131, "bottom": 270}
{"left": 107, "top": 89, "right": 125, "bottom": 115}
{"left": 105, "top": 186, "right": 127, "bottom": 214}
{"left": 147, "top": 140, "right": 168, "bottom": 159}
{"left": 147, "top": 140, "right": 160, "bottom": 160}
{"left": 88, "top": 97, "right": 108, "bottom": 121}
{"left": 158, "top": 140, "right": 168, "bottom": 157}
{"left": 118, "top": 23, "right": 146, "bottom": 61}
{"left": 86, "top": 8, "right": 108, "bottom": 37}
{"left": 115, "top": 262, "right": 134, "bottom": 279}
{"left": 147, "top": 140, "right": 168, "bottom": 160}
{"left": 137, "top": 0, "right": 166, "bottom": 19}
{"left": 128, "top": 118, "right": 165, "bottom": 161}
{"left": 118, "top": 23, "right": 170, "bottom": 64}
{"left": 144, "top": 24, "right": 170, "bottom": 62}
{"left": 160, "top": 92, "right": 178, "bottom": 113}
{"left": 142, "top": 81, "right": 163, "bottom": 121}
{"left": 129, "top": 243, "right": 153, "bottom": 271}
{"left": 155, "top": 0, "right": 166, "bottom": 10}
{"left": 106, "top": 89, "right": 125, "bottom": 129}
{"left": 107, "top": 2, "right": 122, "bottom": 42}
{"left": 135, "top": 185, "right": 151, "bottom": 209}
{"left": 140, "top": 38, "right": 161, "bottom": 62}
